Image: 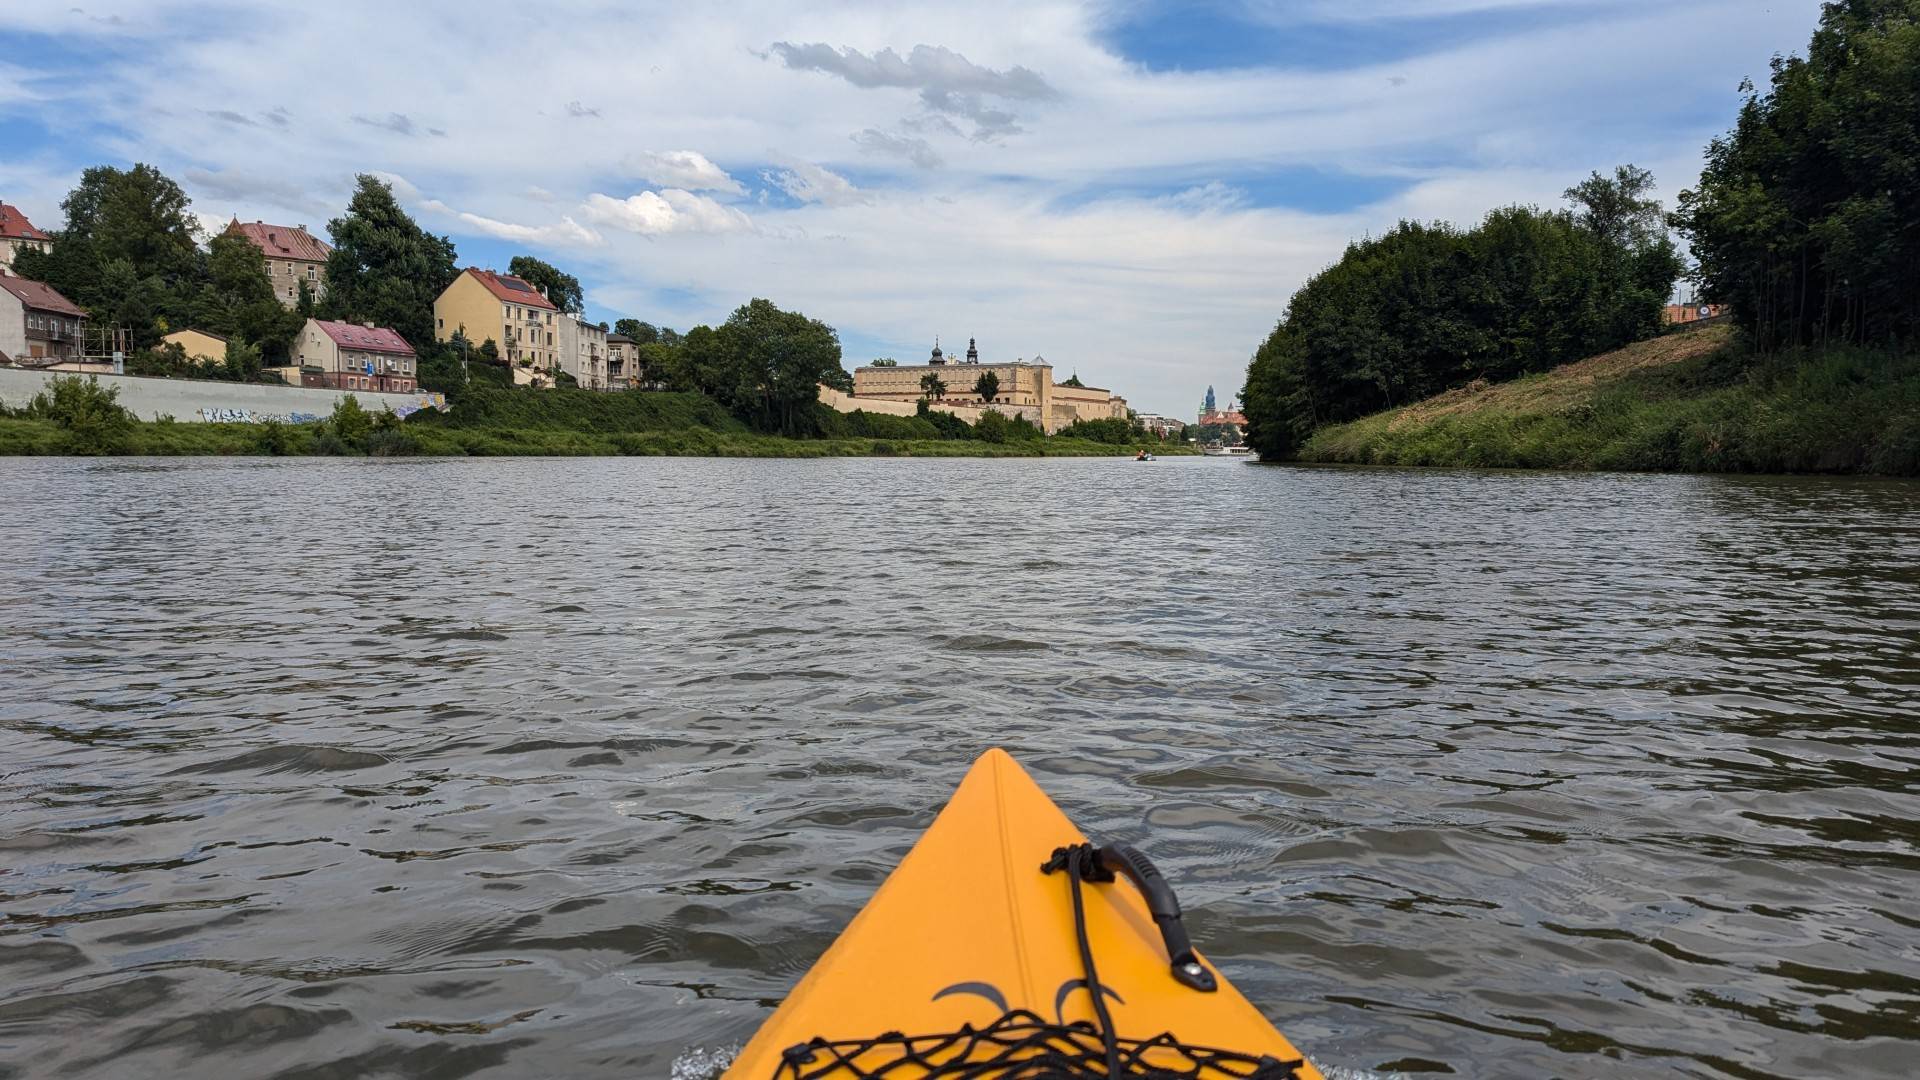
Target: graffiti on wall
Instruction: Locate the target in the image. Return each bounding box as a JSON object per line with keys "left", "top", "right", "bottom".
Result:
{"left": 195, "top": 393, "right": 445, "bottom": 425}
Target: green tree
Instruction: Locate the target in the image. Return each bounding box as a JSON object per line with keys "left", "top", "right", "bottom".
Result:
{"left": 222, "top": 337, "right": 263, "bottom": 382}
{"left": 329, "top": 394, "right": 374, "bottom": 446}
{"left": 507, "top": 255, "right": 584, "bottom": 313}
{"left": 1240, "top": 168, "right": 1684, "bottom": 459}
{"left": 1672, "top": 0, "right": 1920, "bottom": 349}
{"left": 614, "top": 318, "right": 658, "bottom": 344}
{"left": 193, "top": 229, "right": 301, "bottom": 365}
{"left": 27, "top": 375, "right": 134, "bottom": 454}
{"left": 675, "top": 299, "right": 844, "bottom": 434}
{"left": 321, "top": 175, "right": 458, "bottom": 347}
{"left": 919, "top": 371, "right": 948, "bottom": 400}
{"left": 973, "top": 370, "right": 1000, "bottom": 402}
{"left": 14, "top": 164, "right": 203, "bottom": 347}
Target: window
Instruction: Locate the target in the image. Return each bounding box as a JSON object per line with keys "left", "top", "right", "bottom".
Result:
{"left": 287, "top": 286, "right": 294, "bottom": 298}
{"left": 307, "top": 266, "right": 317, "bottom": 281}
{"left": 437, "top": 318, "right": 443, "bottom": 330}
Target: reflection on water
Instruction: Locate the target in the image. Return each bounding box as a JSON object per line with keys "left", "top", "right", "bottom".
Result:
{"left": 2, "top": 457, "right": 1917, "bottom": 1078}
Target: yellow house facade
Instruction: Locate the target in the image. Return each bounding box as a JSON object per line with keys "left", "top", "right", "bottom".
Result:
{"left": 433, "top": 268, "right": 558, "bottom": 384}
{"left": 162, "top": 329, "right": 228, "bottom": 364}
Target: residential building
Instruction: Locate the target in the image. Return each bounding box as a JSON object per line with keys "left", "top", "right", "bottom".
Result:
{"left": 433, "top": 268, "right": 558, "bottom": 385}
{"left": 1135, "top": 413, "right": 1187, "bottom": 439}
{"left": 848, "top": 337, "right": 1131, "bottom": 433}
{"left": 555, "top": 312, "right": 609, "bottom": 390}
{"left": 228, "top": 219, "right": 331, "bottom": 308}
{"left": 294, "top": 318, "right": 418, "bottom": 393}
{"left": 0, "top": 277, "right": 85, "bottom": 365}
{"left": 0, "top": 203, "right": 53, "bottom": 276}
{"left": 162, "top": 329, "right": 228, "bottom": 364}
{"left": 606, "top": 332, "right": 638, "bottom": 389}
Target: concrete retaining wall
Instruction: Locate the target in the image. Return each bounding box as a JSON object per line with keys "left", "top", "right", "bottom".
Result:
{"left": 0, "top": 367, "right": 445, "bottom": 423}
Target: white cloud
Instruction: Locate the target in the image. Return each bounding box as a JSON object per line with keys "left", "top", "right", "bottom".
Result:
{"left": 622, "top": 150, "right": 743, "bottom": 195}
{"left": 424, "top": 202, "right": 602, "bottom": 247}
{"left": 581, "top": 190, "right": 753, "bottom": 236}
{"left": 768, "top": 162, "right": 869, "bottom": 207}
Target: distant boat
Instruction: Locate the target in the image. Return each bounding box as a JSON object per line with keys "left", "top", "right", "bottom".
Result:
{"left": 1202, "top": 445, "right": 1255, "bottom": 458}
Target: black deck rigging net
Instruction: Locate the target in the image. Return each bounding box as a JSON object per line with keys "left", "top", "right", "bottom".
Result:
{"left": 773, "top": 1009, "right": 1307, "bottom": 1079}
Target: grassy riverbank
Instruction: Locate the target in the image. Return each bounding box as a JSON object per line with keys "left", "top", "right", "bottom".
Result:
{"left": 1295, "top": 325, "right": 1920, "bottom": 475}
{"left": 0, "top": 385, "right": 1184, "bottom": 459}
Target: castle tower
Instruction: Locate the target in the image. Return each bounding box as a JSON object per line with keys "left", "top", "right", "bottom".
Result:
{"left": 929, "top": 337, "right": 946, "bottom": 365}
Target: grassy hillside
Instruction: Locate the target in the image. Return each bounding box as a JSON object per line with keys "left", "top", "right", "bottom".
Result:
{"left": 1297, "top": 325, "right": 1920, "bottom": 475}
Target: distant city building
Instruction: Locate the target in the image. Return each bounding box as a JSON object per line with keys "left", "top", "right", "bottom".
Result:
{"left": 1663, "top": 301, "right": 1729, "bottom": 325}
{"left": 0, "top": 203, "right": 53, "bottom": 277}
{"left": 846, "top": 337, "right": 1128, "bottom": 433}
{"left": 0, "top": 276, "right": 85, "bottom": 365}
{"left": 434, "top": 268, "right": 559, "bottom": 385}
{"left": 1134, "top": 413, "right": 1187, "bottom": 439}
{"left": 294, "top": 318, "right": 418, "bottom": 393}
{"left": 1202, "top": 385, "right": 1216, "bottom": 417}
{"left": 555, "top": 313, "right": 609, "bottom": 390}
{"left": 227, "top": 219, "right": 331, "bottom": 308}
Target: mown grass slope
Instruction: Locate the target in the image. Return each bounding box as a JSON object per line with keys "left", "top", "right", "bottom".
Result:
{"left": 1298, "top": 325, "right": 1920, "bottom": 475}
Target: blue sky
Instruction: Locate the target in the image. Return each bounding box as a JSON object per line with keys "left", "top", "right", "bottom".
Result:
{"left": 0, "top": 0, "right": 1824, "bottom": 415}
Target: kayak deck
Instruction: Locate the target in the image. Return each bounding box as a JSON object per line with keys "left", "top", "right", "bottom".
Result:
{"left": 725, "top": 748, "right": 1321, "bottom": 1078}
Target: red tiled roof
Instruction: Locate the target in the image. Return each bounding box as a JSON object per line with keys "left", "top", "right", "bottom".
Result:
{"left": 228, "top": 218, "right": 332, "bottom": 262}
{"left": 0, "top": 203, "right": 50, "bottom": 242}
{"left": 463, "top": 267, "right": 556, "bottom": 309}
{"left": 0, "top": 277, "right": 84, "bottom": 317}
{"left": 311, "top": 319, "right": 415, "bottom": 356}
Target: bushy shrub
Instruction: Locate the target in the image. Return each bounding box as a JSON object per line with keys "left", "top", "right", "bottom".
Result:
{"left": 26, "top": 375, "right": 134, "bottom": 454}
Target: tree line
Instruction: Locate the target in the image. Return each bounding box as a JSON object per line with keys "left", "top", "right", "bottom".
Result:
{"left": 1671, "top": 0, "right": 1919, "bottom": 351}
{"left": 1240, "top": 167, "right": 1683, "bottom": 457}
{"left": 1242, "top": 0, "right": 1919, "bottom": 460}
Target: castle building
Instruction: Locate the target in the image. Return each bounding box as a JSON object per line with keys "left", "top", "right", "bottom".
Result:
{"left": 846, "top": 337, "right": 1127, "bottom": 433}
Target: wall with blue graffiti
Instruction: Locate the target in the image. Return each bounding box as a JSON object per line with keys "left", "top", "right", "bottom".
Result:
{"left": 0, "top": 368, "right": 446, "bottom": 424}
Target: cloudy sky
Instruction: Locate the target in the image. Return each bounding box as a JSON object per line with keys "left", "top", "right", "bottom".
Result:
{"left": 1, "top": 0, "right": 1822, "bottom": 415}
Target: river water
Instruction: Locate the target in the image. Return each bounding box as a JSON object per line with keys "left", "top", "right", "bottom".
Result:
{"left": 1, "top": 456, "right": 1917, "bottom": 1079}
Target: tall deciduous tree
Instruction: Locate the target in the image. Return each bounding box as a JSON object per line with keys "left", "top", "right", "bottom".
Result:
{"left": 320, "top": 174, "right": 458, "bottom": 347}
{"left": 677, "top": 299, "right": 845, "bottom": 434}
{"left": 1672, "top": 0, "right": 1920, "bottom": 350}
{"left": 507, "top": 255, "right": 584, "bottom": 313}
{"left": 614, "top": 318, "right": 659, "bottom": 344}
{"left": 13, "top": 163, "right": 204, "bottom": 347}
{"left": 192, "top": 230, "right": 302, "bottom": 363}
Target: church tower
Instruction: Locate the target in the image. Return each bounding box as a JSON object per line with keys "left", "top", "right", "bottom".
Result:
{"left": 966, "top": 337, "right": 979, "bottom": 364}
{"left": 1202, "top": 385, "right": 1217, "bottom": 417}
{"left": 929, "top": 337, "right": 946, "bottom": 365}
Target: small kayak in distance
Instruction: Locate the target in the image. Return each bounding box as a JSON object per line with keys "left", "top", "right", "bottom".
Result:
{"left": 724, "top": 749, "right": 1321, "bottom": 1079}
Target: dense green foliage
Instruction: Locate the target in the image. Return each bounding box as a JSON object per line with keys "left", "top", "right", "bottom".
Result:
{"left": 1242, "top": 167, "right": 1684, "bottom": 458}
{"left": 17, "top": 375, "right": 135, "bottom": 454}
{"left": 1299, "top": 332, "right": 1919, "bottom": 475}
{"left": 507, "top": 255, "right": 584, "bottom": 314}
{"left": 13, "top": 164, "right": 204, "bottom": 348}
{"left": 1056, "top": 416, "right": 1150, "bottom": 445}
{"left": 667, "top": 299, "right": 850, "bottom": 435}
{"left": 320, "top": 175, "right": 458, "bottom": 347}
{"left": 194, "top": 230, "right": 303, "bottom": 362}
{"left": 418, "top": 387, "right": 745, "bottom": 433}
{"left": 1671, "top": 0, "right": 1920, "bottom": 350}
